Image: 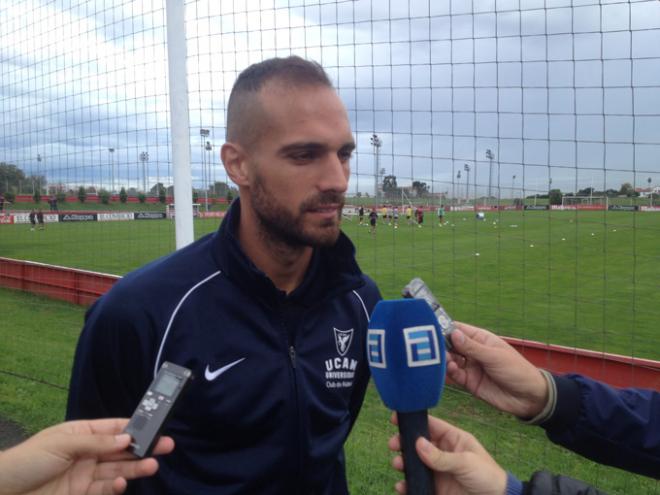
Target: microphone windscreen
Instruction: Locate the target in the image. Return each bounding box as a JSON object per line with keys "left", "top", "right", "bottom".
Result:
{"left": 367, "top": 299, "right": 446, "bottom": 412}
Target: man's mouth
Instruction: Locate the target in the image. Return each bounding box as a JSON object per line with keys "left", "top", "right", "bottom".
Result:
{"left": 307, "top": 204, "right": 342, "bottom": 219}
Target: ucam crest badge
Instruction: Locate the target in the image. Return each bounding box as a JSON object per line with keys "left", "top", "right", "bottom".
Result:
{"left": 333, "top": 327, "right": 354, "bottom": 356}
{"left": 325, "top": 328, "right": 358, "bottom": 389}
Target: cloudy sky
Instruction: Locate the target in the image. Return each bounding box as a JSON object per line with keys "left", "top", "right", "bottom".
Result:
{"left": 1, "top": 0, "right": 659, "bottom": 198}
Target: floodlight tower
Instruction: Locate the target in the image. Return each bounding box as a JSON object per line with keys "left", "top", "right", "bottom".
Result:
{"left": 139, "top": 151, "right": 149, "bottom": 193}
{"left": 370, "top": 134, "right": 382, "bottom": 204}
{"left": 109, "top": 148, "right": 115, "bottom": 193}
{"left": 200, "top": 129, "right": 210, "bottom": 209}
{"left": 485, "top": 149, "right": 494, "bottom": 206}
{"left": 512, "top": 174, "right": 516, "bottom": 201}
{"left": 464, "top": 163, "right": 470, "bottom": 202}
{"left": 649, "top": 177, "right": 653, "bottom": 207}
{"left": 206, "top": 140, "right": 214, "bottom": 190}
{"left": 35, "top": 153, "right": 42, "bottom": 195}
{"left": 205, "top": 140, "right": 213, "bottom": 211}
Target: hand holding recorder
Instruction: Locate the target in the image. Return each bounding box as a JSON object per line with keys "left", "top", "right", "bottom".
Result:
{"left": 446, "top": 323, "right": 549, "bottom": 419}
{"left": 402, "top": 279, "right": 548, "bottom": 419}
{"left": 0, "top": 419, "right": 174, "bottom": 495}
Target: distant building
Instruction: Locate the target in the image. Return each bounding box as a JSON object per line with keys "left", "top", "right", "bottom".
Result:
{"left": 635, "top": 186, "right": 660, "bottom": 197}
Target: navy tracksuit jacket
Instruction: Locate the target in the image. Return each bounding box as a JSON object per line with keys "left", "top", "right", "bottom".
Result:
{"left": 66, "top": 199, "right": 381, "bottom": 494}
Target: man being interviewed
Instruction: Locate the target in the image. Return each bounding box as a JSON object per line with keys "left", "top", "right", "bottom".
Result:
{"left": 66, "top": 56, "right": 381, "bottom": 495}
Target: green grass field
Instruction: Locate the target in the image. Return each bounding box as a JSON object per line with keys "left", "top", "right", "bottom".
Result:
{"left": 2, "top": 209, "right": 658, "bottom": 358}
{"left": 0, "top": 287, "right": 657, "bottom": 493}
{"left": 0, "top": 209, "right": 658, "bottom": 493}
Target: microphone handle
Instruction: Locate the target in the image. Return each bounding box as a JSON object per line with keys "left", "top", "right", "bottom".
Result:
{"left": 398, "top": 410, "right": 434, "bottom": 495}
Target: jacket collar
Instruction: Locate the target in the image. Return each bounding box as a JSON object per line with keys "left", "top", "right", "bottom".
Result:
{"left": 211, "top": 198, "right": 364, "bottom": 306}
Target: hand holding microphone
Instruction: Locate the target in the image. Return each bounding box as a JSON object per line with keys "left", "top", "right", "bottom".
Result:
{"left": 368, "top": 299, "right": 446, "bottom": 495}
{"left": 389, "top": 414, "right": 508, "bottom": 495}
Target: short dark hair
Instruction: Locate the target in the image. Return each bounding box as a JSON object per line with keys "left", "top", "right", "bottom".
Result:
{"left": 226, "top": 56, "right": 333, "bottom": 146}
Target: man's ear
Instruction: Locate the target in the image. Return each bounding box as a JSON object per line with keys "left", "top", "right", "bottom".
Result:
{"left": 221, "top": 142, "right": 249, "bottom": 187}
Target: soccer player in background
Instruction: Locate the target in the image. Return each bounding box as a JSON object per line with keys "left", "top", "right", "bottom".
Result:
{"left": 28, "top": 209, "right": 36, "bottom": 231}
{"left": 369, "top": 208, "right": 378, "bottom": 234}
{"left": 37, "top": 209, "right": 44, "bottom": 230}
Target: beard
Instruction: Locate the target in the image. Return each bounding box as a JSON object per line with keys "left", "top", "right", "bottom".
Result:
{"left": 250, "top": 173, "right": 344, "bottom": 248}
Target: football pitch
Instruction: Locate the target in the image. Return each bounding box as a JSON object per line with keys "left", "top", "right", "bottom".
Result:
{"left": 0, "top": 209, "right": 659, "bottom": 493}
{"left": 2, "top": 209, "right": 658, "bottom": 359}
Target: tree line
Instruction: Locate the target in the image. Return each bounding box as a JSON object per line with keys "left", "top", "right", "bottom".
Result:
{"left": 0, "top": 163, "right": 238, "bottom": 205}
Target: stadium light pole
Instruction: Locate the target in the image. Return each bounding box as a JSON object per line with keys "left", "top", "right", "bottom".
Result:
{"left": 512, "top": 174, "right": 516, "bottom": 202}
{"left": 155, "top": 153, "right": 160, "bottom": 200}
{"left": 485, "top": 149, "right": 494, "bottom": 207}
{"left": 139, "top": 151, "right": 149, "bottom": 193}
{"left": 200, "top": 129, "right": 210, "bottom": 211}
{"left": 108, "top": 148, "right": 115, "bottom": 194}
{"left": 464, "top": 163, "right": 470, "bottom": 203}
{"left": 649, "top": 177, "right": 653, "bottom": 206}
{"left": 205, "top": 140, "right": 213, "bottom": 212}
{"left": 456, "top": 170, "right": 461, "bottom": 205}
{"left": 370, "top": 134, "right": 382, "bottom": 205}
{"left": 35, "top": 153, "right": 42, "bottom": 195}
{"left": 207, "top": 140, "right": 215, "bottom": 193}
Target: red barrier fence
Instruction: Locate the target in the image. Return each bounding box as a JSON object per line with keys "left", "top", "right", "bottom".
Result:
{"left": 0, "top": 257, "right": 119, "bottom": 306}
{"left": 504, "top": 337, "right": 660, "bottom": 391}
{"left": 1, "top": 257, "right": 658, "bottom": 390}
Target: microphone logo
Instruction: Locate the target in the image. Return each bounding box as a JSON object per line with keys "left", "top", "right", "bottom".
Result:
{"left": 404, "top": 325, "right": 441, "bottom": 367}
{"left": 367, "top": 329, "right": 387, "bottom": 368}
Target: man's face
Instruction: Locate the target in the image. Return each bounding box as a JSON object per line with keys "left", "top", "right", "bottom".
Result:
{"left": 245, "top": 83, "right": 354, "bottom": 248}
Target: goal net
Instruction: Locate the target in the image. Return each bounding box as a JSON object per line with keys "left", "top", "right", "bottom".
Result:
{"left": 561, "top": 196, "right": 609, "bottom": 209}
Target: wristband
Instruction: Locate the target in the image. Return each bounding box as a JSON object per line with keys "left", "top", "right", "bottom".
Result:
{"left": 506, "top": 471, "right": 524, "bottom": 495}
{"left": 518, "top": 369, "right": 557, "bottom": 425}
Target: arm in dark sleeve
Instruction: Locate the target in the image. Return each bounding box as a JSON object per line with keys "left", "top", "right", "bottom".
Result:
{"left": 522, "top": 470, "right": 609, "bottom": 495}
{"left": 66, "top": 292, "right": 156, "bottom": 421}
{"left": 540, "top": 373, "right": 660, "bottom": 479}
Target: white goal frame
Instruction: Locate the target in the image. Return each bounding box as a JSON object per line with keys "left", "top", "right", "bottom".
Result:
{"left": 561, "top": 196, "right": 609, "bottom": 208}
{"left": 167, "top": 203, "right": 201, "bottom": 218}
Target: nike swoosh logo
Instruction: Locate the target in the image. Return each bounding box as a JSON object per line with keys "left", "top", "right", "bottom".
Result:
{"left": 204, "top": 358, "right": 246, "bottom": 381}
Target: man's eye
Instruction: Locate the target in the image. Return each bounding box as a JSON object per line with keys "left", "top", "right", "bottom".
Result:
{"left": 339, "top": 151, "right": 353, "bottom": 162}
{"left": 291, "top": 152, "right": 314, "bottom": 161}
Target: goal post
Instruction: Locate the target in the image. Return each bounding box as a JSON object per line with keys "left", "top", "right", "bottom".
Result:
{"left": 167, "top": 203, "right": 201, "bottom": 219}
{"left": 561, "top": 196, "right": 609, "bottom": 209}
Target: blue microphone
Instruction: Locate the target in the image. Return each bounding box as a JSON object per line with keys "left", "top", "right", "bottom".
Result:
{"left": 368, "top": 298, "right": 446, "bottom": 495}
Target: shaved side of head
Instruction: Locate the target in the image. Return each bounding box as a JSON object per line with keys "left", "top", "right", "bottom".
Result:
{"left": 226, "top": 56, "right": 333, "bottom": 149}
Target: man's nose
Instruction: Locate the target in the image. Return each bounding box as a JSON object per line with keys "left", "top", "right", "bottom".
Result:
{"left": 318, "top": 153, "right": 349, "bottom": 193}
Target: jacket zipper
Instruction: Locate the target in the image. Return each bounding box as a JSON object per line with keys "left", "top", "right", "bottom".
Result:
{"left": 289, "top": 345, "right": 296, "bottom": 368}
{"left": 280, "top": 307, "right": 303, "bottom": 495}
